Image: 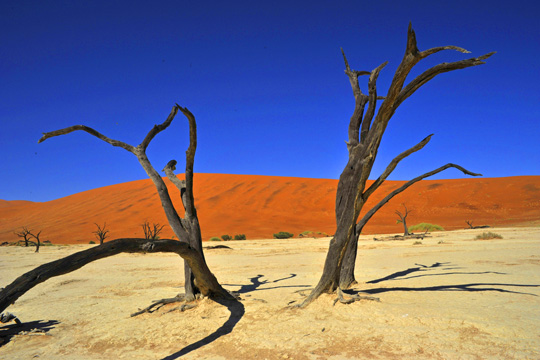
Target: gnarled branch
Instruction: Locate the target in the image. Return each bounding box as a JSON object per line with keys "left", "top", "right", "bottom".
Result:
{"left": 138, "top": 105, "right": 180, "bottom": 151}
{"left": 39, "top": 125, "right": 136, "bottom": 153}
{"left": 356, "top": 163, "right": 481, "bottom": 233}
{"left": 362, "top": 134, "right": 434, "bottom": 201}
{"left": 0, "top": 238, "right": 233, "bottom": 316}
{"left": 360, "top": 62, "right": 388, "bottom": 143}
{"left": 178, "top": 106, "right": 198, "bottom": 219}
{"left": 394, "top": 51, "right": 496, "bottom": 108}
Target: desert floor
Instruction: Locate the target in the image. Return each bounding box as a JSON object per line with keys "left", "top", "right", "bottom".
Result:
{"left": 1, "top": 227, "right": 539, "bottom": 359}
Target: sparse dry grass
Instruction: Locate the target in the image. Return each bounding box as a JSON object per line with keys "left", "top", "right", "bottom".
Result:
{"left": 475, "top": 232, "right": 503, "bottom": 240}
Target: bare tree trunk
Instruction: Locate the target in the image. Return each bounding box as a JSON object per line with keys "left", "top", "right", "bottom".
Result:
{"left": 300, "top": 24, "right": 493, "bottom": 307}
{"left": 162, "top": 105, "right": 205, "bottom": 301}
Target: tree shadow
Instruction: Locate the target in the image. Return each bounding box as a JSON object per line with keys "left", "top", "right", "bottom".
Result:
{"left": 352, "top": 283, "right": 540, "bottom": 296}
{"left": 0, "top": 319, "right": 59, "bottom": 347}
{"left": 161, "top": 298, "right": 244, "bottom": 360}
{"left": 162, "top": 274, "right": 308, "bottom": 359}
{"left": 366, "top": 262, "right": 506, "bottom": 284}
{"left": 354, "top": 262, "right": 539, "bottom": 296}
{"left": 223, "top": 273, "right": 311, "bottom": 295}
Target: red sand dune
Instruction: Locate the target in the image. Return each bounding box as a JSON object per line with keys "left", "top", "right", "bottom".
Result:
{"left": 1, "top": 174, "right": 539, "bottom": 244}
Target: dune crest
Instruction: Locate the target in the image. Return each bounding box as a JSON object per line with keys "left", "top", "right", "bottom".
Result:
{"left": 1, "top": 174, "right": 539, "bottom": 244}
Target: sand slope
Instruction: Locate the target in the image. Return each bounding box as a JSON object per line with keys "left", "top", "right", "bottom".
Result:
{"left": 1, "top": 227, "right": 539, "bottom": 359}
{"left": 1, "top": 174, "right": 539, "bottom": 244}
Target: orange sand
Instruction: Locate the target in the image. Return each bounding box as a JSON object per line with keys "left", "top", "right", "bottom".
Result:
{"left": 1, "top": 174, "right": 539, "bottom": 244}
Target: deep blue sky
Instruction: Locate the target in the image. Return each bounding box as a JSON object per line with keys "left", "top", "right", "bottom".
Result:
{"left": 2, "top": 1, "right": 539, "bottom": 202}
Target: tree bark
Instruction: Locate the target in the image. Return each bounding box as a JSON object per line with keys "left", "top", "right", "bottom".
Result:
{"left": 300, "top": 24, "right": 493, "bottom": 307}
{"left": 162, "top": 106, "right": 205, "bottom": 300}
{"left": 0, "top": 238, "right": 233, "bottom": 315}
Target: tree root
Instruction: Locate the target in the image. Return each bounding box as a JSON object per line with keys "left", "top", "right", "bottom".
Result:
{"left": 332, "top": 288, "right": 380, "bottom": 306}
{"left": 131, "top": 289, "right": 242, "bottom": 317}
{"left": 130, "top": 293, "right": 201, "bottom": 317}
{"left": 0, "top": 312, "right": 22, "bottom": 325}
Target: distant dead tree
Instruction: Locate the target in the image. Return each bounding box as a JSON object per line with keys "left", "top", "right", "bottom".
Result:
{"left": 92, "top": 223, "right": 110, "bottom": 245}
{"left": 14, "top": 227, "right": 42, "bottom": 252}
{"left": 141, "top": 221, "right": 165, "bottom": 241}
{"left": 300, "top": 24, "right": 493, "bottom": 307}
{"left": 30, "top": 230, "right": 42, "bottom": 253}
{"left": 465, "top": 220, "right": 490, "bottom": 229}
{"left": 14, "top": 227, "right": 32, "bottom": 247}
{"left": 395, "top": 204, "right": 411, "bottom": 236}
{"left": 1, "top": 104, "right": 235, "bottom": 323}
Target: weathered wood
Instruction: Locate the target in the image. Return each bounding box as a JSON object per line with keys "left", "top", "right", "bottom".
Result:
{"left": 466, "top": 220, "right": 491, "bottom": 229}
{"left": 0, "top": 238, "right": 233, "bottom": 316}
{"left": 162, "top": 107, "right": 205, "bottom": 300}
{"left": 300, "top": 24, "right": 492, "bottom": 307}
{"left": 373, "top": 232, "right": 430, "bottom": 241}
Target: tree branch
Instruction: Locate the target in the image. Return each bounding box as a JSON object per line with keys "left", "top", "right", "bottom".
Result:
{"left": 138, "top": 105, "right": 180, "bottom": 152}
{"left": 163, "top": 160, "right": 188, "bottom": 211}
{"left": 342, "top": 48, "right": 370, "bottom": 147}
{"left": 341, "top": 48, "right": 371, "bottom": 78}
{"left": 39, "top": 125, "right": 136, "bottom": 153}
{"left": 178, "top": 106, "right": 198, "bottom": 218}
{"left": 356, "top": 163, "right": 481, "bottom": 233}
{"left": 362, "top": 134, "right": 434, "bottom": 201}
{"left": 0, "top": 238, "right": 233, "bottom": 315}
{"left": 419, "top": 45, "right": 471, "bottom": 59}
{"left": 360, "top": 62, "right": 388, "bottom": 143}
{"left": 394, "top": 51, "right": 496, "bottom": 108}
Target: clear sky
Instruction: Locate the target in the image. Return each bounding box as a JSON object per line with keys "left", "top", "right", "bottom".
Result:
{"left": 2, "top": 0, "right": 539, "bottom": 202}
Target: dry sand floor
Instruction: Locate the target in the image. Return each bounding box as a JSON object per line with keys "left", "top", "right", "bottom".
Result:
{"left": 1, "top": 227, "right": 539, "bottom": 359}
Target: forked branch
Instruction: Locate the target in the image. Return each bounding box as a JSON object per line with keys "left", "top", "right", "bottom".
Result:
{"left": 362, "top": 134, "right": 434, "bottom": 201}
{"left": 139, "top": 105, "right": 180, "bottom": 151}
{"left": 394, "top": 51, "right": 496, "bottom": 108}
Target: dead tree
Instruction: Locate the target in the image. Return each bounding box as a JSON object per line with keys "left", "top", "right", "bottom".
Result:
{"left": 466, "top": 220, "right": 490, "bottom": 229}
{"left": 300, "top": 24, "right": 493, "bottom": 307}
{"left": 93, "top": 223, "right": 109, "bottom": 245}
{"left": 0, "top": 105, "right": 233, "bottom": 322}
{"left": 141, "top": 221, "right": 165, "bottom": 241}
{"left": 395, "top": 204, "right": 411, "bottom": 236}
{"left": 14, "top": 227, "right": 32, "bottom": 247}
{"left": 30, "top": 230, "right": 42, "bottom": 253}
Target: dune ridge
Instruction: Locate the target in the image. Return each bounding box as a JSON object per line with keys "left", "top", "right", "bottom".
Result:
{"left": 1, "top": 174, "right": 539, "bottom": 244}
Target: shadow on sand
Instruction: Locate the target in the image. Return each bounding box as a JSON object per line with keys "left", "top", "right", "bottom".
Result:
{"left": 161, "top": 274, "right": 309, "bottom": 359}
{"left": 0, "top": 319, "right": 59, "bottom": 347}
{"left": 356, "top": 262, "right": 539, "bottom": 296}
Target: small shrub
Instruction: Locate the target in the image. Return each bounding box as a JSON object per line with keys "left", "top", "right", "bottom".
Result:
{"left": 299, "top": 230, "right": 328, "bottom": 238}
{"left": 413, "top": 241, "right": 423, "bottom": 245}
{"left": 234, "top": 234, "right": 246, "bottom": 240}
{"left": 221, "top": 234, "right": 232, "bottom": 241}
{"left": 408, "top": 223, "right": 445, "bottom": 232}
{"left": 209, "top": 237, "right": 221, "bottom": 241}
{"left": 475, "top": 232, "right": 503, "bottom": 240}
{"left": 274, "top": 232, "right": 294, "bottom": 239}
{"left": 89, "top": 241, "right": 96, "bottom": 244}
